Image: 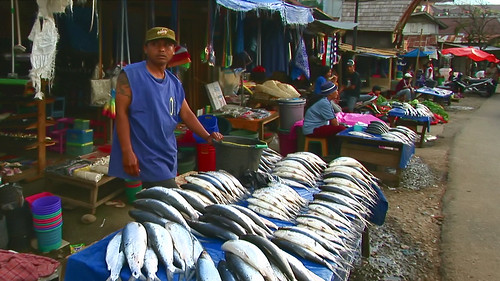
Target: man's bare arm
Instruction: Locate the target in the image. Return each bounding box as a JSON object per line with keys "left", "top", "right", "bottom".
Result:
{"left": 115, "top": 71, "right": 140, "bottom": 177}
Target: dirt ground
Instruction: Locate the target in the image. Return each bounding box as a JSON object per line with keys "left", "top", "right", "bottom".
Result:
{"left": 348, "top": 95, "right": 484, "bottom": 281}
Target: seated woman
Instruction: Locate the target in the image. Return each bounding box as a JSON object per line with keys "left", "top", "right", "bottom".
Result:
{"left": 303, "top": 81, "right": 346, "bottom": 154}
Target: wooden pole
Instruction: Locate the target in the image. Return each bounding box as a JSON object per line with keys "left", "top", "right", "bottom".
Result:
{"left": 415, "top": 28, "right": 423, "bottom": 76}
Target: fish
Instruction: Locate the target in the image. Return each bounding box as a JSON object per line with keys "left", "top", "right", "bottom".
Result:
{"left": 247, "top": 198, "right": 294, "bottom": 220}
{"left": 225, "top": 252, "right": 265, "bottom": 281}
{"left": 240, "top": 234, "right": 296, "bottom": 281}
{"left": 196, "top": 251, "right": 222, "bottom": 281}
{"left": 199, "top": 213, "right": 248, "bottom": 237}
{"left": 180, "top": 183, "right": 219, "bottom": 204}
{"left": 128, "top": 209, "right": 170, "bottom": 227}
{"left": 165, "top": 222, "right": 196, "bottom": 281}
{"left": 273, "top": 229, "right": 344, "bottom": 266}
{"left": 217, "top": 260, "right": 238, "bottom": 281}
{"left": 248, "top": 203, "right": 290, "bottom": 221}
{"left": 122, "top": 222, "right": 148, "bottom": 280}
{"left": 230, "top": 204, "right": 276, "bottom": 235}
{"left": 143, "top": 247, "right": 161, "bottom": 281}
{"left": 192, "top": 173, "right": 234, "bottom": 198}
{"left": 185, "top": 176, "right": 229, "bottom": 204}
{"left": 222, "top": 239, "right": 277, "bottom": 281}
{"left": 187, "top": 220, "right": 240, "bottom": 241}
{"left": 143, "top": 222, "right": 178, "bottom": 281}
{"left": 136, "top": 187, "right": 201, "bottom": 220}
{"left": 281, "top": 250, "right": 326, "bottom": 281}
{"left": 105, "top": 231, "right": 125, "bottom": 281}
{"left": 133, "top": 198, "right": 190, "bottom": 230}
{"left": 173, "top": 188, "right": 209, "bottom": 212}
{"left": 204, "top": 204, "right": 257, "bottom": 235}
{"left": 278, "top": 226, "right": 349, "bottom": 258}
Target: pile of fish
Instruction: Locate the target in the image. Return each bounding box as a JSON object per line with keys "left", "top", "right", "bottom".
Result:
{"left": 364, "top": 120, "right": 391, "bottom": 135}
{"left": 246, "top": 183, "right": 308, "bottom": 221}
{"left": 381, "top": 126, "right": 417, "bottom": 145}
{"left": 270, "top": 152, "right": 327, "bottom": 189}
{"left": 391, "top": 102, "right": 434, "bottom": 118}
{"left": 259, "top": 147, "right": 283, "bottom": 173}
{"left": 189, "top": 203, "right": 278, "bottom": 241}
{"left": 106, "top": 152, "right": 386, "bottom": 281}
{"left": 105, "top": 221, "right": 205, "bottom": 281}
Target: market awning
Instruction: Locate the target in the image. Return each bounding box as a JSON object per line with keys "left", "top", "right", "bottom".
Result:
{"left": 401, "top": 48, "right": 433, "bottom": 58}
{"left": 441, "top": 47, "right": 500, "bottom": 63}
{"left": 316, "top": 20, "right": 358, "bottom": 31}
{"left": 339, "top": 43, "right": 398, "bottom": 58}
{"left": 216, "top": 0, "right": 314, "bottom": 25}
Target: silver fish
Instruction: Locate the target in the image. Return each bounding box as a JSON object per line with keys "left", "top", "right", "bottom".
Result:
{"left": 222, "top": 239, "right": 277, "bottom": 281}
{"left": 143, "top": 222, "right": 178, "bottom": 281}
{"left": 143, "top": 247, "right": 161, "bottom": 281}
{"left": 136, "top": 187, "right": 201, "bottom": 220}
{"left": 105, "top": 231, "right": 125, "bottom": 281}
{"left": 122, "top": 222, "right": 147, "bottom": 280}
{"left": 165, "top": 222, "right": 196, "bottom": 281}
{"left": 196, "top": 251, "right": 222, "bottom": 281}
{"left": 225, "top": 252, "right": 265, "bottom": 281}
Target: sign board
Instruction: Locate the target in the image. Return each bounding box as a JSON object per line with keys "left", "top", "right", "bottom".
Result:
{"left": 205, "top": 81, "right": 226, "bottom": 111}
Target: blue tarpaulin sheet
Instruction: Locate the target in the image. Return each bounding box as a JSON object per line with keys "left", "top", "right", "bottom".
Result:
{"left": 216, "top": 0, "right": 314, "bottom": 25}
{"left": 401, "top": 48, "right": 433, "bottom": 58}
{"left": 388, "top": 108, "right": 432, "bottom": 132}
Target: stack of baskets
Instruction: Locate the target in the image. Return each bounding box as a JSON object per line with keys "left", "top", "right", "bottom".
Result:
{"left": 31, "top": 196, "right": 63, "bottom": 252}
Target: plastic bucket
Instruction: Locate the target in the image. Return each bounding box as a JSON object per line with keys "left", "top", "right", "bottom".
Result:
{"left": 216, "top": 116, "right": 232, "bottom": 135}
{"left": 31, "top": 196, "right": 61, "bottom": 215}
{"left": 33, "top": 213, "right": 62, "bottom": 225}
{"left": 33, "top": 217, "right": 63, "bottom": 228}
{"left": 277, "top": 98, "right": 305, "bottom": 131}
{"left": 278, "top": 129, "right": 297, "bottom": 157}
{"left": 229, "top": 129, "right": 259, "bottom": 139}
{"left": 125, "top": 180, "right": 142, "bottom": 204}
{"left": 197, "top": 143, "right": 216, "bottom": 172}
{"left": 32, "top": 209, "right": 62, "bottom": 220}
{"left": 35, "top": 224, "right": 62, "bottom": 253}
{"left": 193, "top": 115, "right": 219, "bottom": 143}
{"left": 213, "top": 136, "right": 268, "bottom": 178}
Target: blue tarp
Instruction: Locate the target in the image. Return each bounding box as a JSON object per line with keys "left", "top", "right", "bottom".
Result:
{"left": 216, "top": 0, "right": 314, "bottom": 25}
{"left": 401, "top": 48, "right": 433, "bottom": 58}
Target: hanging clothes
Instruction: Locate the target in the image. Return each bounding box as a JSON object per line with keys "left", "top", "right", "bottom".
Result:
{"left": 29, "top": 16, "right": 59, "bottom": 100}
{"left": 291, "top": 38, "right": 310, "bottom": 80}
{"left": 261, "top": 18, "right": 288, "bottom": 77}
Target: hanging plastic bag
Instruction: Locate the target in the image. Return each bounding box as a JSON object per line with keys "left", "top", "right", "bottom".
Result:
{"left": 28, "top": 16, "right": 59, "bottom": 100}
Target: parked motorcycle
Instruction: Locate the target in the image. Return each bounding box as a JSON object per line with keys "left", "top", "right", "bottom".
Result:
{"left": 440, "top": 73, "right": 496, "bottom": 97}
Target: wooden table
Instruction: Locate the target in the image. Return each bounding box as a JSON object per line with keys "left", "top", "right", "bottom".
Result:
{"left": 45, "top": 172, "right": 122, "bottom": 214}
{"left": 226, "top": 111, "right": 279, "bottom": 141}
{"left": 337, "top": 127, "right": 415, "bottom": 187}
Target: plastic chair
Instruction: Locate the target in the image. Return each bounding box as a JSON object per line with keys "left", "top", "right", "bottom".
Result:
{"left": 46, "top": 118, "right": 74, "bottom": 154}
{"left": 304, "top": 136, "right": 328, "bottom": 157}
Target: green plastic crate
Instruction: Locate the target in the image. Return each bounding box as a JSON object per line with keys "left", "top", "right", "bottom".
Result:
{"left": 66, "top": 142, "right": 94, "bottom": 156}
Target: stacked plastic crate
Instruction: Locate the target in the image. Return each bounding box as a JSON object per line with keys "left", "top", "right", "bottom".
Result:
{"left": 65, "top": 119, "right": 94, "bottom": 156}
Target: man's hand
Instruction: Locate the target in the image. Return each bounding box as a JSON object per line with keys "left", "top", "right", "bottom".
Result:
{"left": 122, "top": 150, "right": 140, "bottom": 177}
{"left": 206, "top": 132, "right": 223, "bottom": 145}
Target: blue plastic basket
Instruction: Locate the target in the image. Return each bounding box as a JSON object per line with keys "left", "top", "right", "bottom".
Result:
{"left": 193, "top": 115, "right": 219, "bottom": 143}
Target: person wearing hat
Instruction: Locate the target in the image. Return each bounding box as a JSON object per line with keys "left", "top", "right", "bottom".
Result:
{"left": 303, "top": 81, "right": 346, "bottom": 154}
{"left": 109, "top": 27, "right": 223, "bottom": 189}
{"left": 394, "top": 72, "right": 415, "bottom": 101}
{"left": 339, "top": 59, "right": 362, "bottom": 112}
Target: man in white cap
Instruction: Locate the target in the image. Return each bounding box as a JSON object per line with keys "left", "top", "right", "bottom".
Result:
{"left": 394, "top": 72, "right": 414, "bottom": 101}
{"left": 109, "top": 27, "right": 223, "bottom": 190}
{"left": 339, "top": 59, "right": 361, "bottom": 112}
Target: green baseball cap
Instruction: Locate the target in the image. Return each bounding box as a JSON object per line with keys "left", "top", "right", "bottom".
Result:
{"left": 145, "top": 27, "right": 177, "bottom": 44}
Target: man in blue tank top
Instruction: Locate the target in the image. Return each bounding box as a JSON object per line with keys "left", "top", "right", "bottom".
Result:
{"left": 108, "top": 27, "right": 223, "bottom": 189}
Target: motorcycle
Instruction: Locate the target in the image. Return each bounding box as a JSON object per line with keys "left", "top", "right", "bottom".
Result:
{"left": 440, "top": 73, "right": 496, "bottom": 97}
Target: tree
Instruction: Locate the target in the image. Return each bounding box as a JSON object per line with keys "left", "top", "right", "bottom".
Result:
{"left": 453, "top": 2, "right": 500, "bottom": 49}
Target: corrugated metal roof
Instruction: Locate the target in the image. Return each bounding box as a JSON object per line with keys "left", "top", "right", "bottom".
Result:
{"left": 339, "top": 43, "right": 399, "bottom": 57}
{"left": 342, "top": 0, "right": 415, "bottom": 32}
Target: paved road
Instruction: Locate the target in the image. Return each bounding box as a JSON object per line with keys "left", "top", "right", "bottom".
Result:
{"left": 442, "top": 90, "right": 500, "bottom": 280}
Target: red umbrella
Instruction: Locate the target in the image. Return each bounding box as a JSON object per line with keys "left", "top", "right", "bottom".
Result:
{"left": 441, "top": 47, "right": 500, "bottom": 63}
